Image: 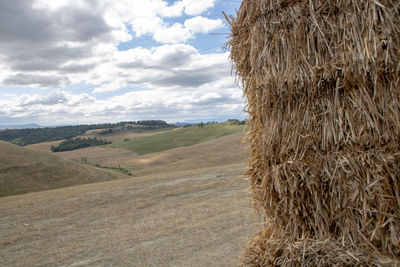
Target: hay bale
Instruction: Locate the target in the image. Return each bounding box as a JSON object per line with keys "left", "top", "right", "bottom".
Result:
{"left": 227, "top": 0, "right": 400, "bottom": 265}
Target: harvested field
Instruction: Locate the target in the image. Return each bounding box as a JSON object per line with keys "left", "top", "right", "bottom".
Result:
{"left": 0, "top": 141, "right": 125, "bottom": 197}
{"left": 52, "top": 146, "right": 138, "bottom": 164}
{"left": 110, "top": 124, "right": 244, "bottom": 155}
{"left": 91, "top": 128, "right": 180, "bottom": 143}
{"left": 26, "top": 128, "right": 179, "bottom": 153}
{"left": 0, "top": 164, "right": 257, "bottom": 266}
{"left": 105, "top": 132, "right": 248, "bottom": 176}
{"left": 28, "top": 131, "right": 248, "bottom": 177}
{"left": 26, "top": 140, "right": 63, "bottom": 153}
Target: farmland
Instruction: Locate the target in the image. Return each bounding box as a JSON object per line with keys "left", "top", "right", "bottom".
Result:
{"left": 0, "top": 122, "right": 255, "bottom": 266}
{"left": 0, "top": 164, "right": 256, "bottom": 266}
{"left": 109, "top": 123, "right": 245, "bottom": 155}
{"left": 0, "top": 140, "right": 126, "bottom": 197}
{"left": 26, "top": 123, "right": 247, "bottom": 178}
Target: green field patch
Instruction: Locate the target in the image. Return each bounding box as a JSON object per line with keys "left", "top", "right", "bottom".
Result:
{"left": 109, "top": 123, "right": 245, "bottom": 155}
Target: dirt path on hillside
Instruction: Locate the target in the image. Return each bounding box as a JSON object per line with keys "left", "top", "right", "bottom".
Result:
{"left": 0, "top": 164, "right": 258, "bottom": 266}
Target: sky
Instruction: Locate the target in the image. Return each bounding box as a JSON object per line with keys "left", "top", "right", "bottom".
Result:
{"left": 0, "top": 0, "right": 244, "bottom": 125}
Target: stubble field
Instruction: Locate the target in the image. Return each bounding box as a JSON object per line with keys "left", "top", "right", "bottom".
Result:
{"left": 0, "top": 125, "right": 257, "bottom": 266}
{"left": 0, "top": 164, "right": 257, "bottom": 266}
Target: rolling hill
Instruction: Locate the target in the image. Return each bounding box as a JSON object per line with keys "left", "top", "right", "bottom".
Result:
{"left": 3, "top": 123, "right": 248, "bottom": 196}
{"left": 31, "top": 131, "right": 248, "bottom": 177}
{"left": 109, "top": 123, "right": 245, "bottom": 155}
{"left": 0, "top": 123, "right": 255, "bottom": 266}
{"left": 0, "top": 163, "right": 256, "bottom": 266}
{"left": 0, "top": 140, "right": 127, "bottom": 197}
{"left": 104, "top": 132, "right": 248, "bottom": 176}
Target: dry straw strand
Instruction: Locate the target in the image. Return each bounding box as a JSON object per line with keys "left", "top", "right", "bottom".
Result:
{"left": 228, "top": 0, "right": 400, "bottom": 266}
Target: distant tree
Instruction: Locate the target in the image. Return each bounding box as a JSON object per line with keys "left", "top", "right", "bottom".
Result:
{"left": 99, "top": 129, "right": 113, "bottom": 135}
{"left": 136, "top": 120, "right": 169, "bottom": 127}
{"left": 51, "top": 137, "right": 111, "bottom": 152}
{"left": 227, "top": 119, "right": 239, "bottom": 125}
{"left": 227, "top": 119, "right": 246, "bottom": 125}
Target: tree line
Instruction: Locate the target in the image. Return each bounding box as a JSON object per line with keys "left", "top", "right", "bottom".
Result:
{"left": 0, "top": 120, "right": 173, "bottom": 146}
{"left": 51, "top": 137, "right": 111, "bottom": 152}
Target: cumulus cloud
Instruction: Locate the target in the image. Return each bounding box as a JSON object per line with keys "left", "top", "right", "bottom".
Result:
{"left": 17, "top": 91, "right": 68, "bottom": 106}
{"left": 59, "top": 63, "right": 96, "bottom": 74}
{"left": 0, "top": 0, "right": 113, "bottom": 87}
{"left": 184, "top": 16, "right": 223, "bottom": 34}
{"left": 3, "top": 74, "right": 71, "bottom": 88}
{"left": 0, "top": 68, "right": 244, "bottom": 124}
{"left": 0, "top": 0, "right": 244, "bottom": 125}
{"left": 0, "top": 0, "right": 224, "bottom": 87}
{"left": 93, "top": 80, "right": 127, "bottom": 93}
{"left": 120, "top": 50, "right": 231, "bottom": 90}
{"left": 182, "top": 0, "right": 217, "bottom": 16}
{"left": 16, "top": 90, "right": 95, "bottom": 107}
{"left": 153, "top": 23, "right": 192, "bottom": 44}
{"left": 153, "top": 17, "right": 223, "bottom": 44}
{"left": 141, "top": 62, "right": 228, "bottom": 88}
{"left": 102, "top": 0, "right": 222, "bottom": 44}
{"left": 116, "top": 44, "right": 197, "bottom": 72}
{"left": 93, "top": 45, "right": 231, "bottom": 91}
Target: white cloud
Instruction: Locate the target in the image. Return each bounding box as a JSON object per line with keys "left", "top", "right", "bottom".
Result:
{"left": 32, "top": 0, "right": 72, "bottom": 11}
{"left": 0, "top": 0, "right": 226, "bottom": 88}
{"left": 184, "top": 16, "right": 223, "bottom": 34}
{"left": 93, "top": 80, "right": 127, "bottom": 93}
{"left": 153, "top": 23, "right": 192, "bottom": 44}
{"left": 0, "top": 59, "right": 244, "bottom": 124}
{"left": 100, "top": 0, "right": 221, "bottom": 43}
{"left": 152, "top": 16, "right": 223, "bottom": 44}
{"left": 3, "top": 74, "right": 71, "bottom": 88}
{"left": 182, "top": 0, "right": 217, "bottom": 16}
{"left": 131, "top": 17, "right": 165, "bottom": 38}
{"left": 15, "top": 90, "right": 95, "bottom": 107}
{"left": 0, "top": 87, "right": 243, "bottom": 125}
{"left": 159, "top": 1, "right": 184, "bottom": 17}
{"left": 0, "top": 0, "right": 243, "bottom": 125}
{"left": 151, "top": 44, "right": 197, "bottom": 66}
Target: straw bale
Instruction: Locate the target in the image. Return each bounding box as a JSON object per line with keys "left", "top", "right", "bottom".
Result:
{"left": 240, "top": 225, "right": 398, "bottom": 266}
{"left": 227, "top": 0, "right": 400, "bottom": 265}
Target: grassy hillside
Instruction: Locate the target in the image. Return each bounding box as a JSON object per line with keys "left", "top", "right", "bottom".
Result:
{"left": 109, "top": 123, "right": 245, "bottom": 155}
{"left": 26, "top": 128, "right": 177, "bottom": 153}
{"left": 0, "top": 140, "right": 126, "bottom": 197}
{"left": 103, "top": 132, "right": 248, "bottom": 176}
{"left": 27, "top": 131, "right": 248, "bottom": 178}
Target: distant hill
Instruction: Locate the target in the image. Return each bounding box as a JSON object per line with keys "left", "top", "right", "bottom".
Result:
{"left": 0, "top": 120, "right": 174, "bottom": 146}
{"left": 0, "top": 140, "right": 127, "bottom": 197}
{"left": 103, "top": 131, "right": 248, "bottom": 177}
{"left": 173, "top": 122, "right": 197, "bottom": 127}
{"left": 179, "top": 117, "right": 247, "bottom": 124}
{"left": 0, "top": 124, "right": 41, "bottom": 129}
{"left": 109, "top": 123, "right": 245, "bottom": 155}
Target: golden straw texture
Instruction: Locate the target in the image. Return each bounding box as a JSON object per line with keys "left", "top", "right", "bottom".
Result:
{"left": 227, "top": 0, "right": 400, "bottom": 266}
